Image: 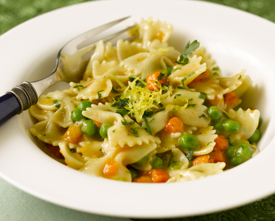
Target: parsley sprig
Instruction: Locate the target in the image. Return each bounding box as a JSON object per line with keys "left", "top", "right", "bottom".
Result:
{"left": 176, "top": 40, "right": 200, "bottom": 65}
{"left": 112, "top": 97, "right": 130, "bottom": 117}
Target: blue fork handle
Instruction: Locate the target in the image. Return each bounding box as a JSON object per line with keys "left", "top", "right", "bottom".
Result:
{"left": 0, "top": 93, "right": 21, "bottom": 126}
{"left": 0, "top": 82, "right": 38, "bottom": 126}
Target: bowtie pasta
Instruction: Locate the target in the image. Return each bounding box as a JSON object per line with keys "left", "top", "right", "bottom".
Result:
{"left": 29, "top": 18, "right": 261, "bottom": 183}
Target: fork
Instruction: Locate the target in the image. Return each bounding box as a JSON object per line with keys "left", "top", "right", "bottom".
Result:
{"left": 0, "top": 16, "right": 136, "bottom": 126}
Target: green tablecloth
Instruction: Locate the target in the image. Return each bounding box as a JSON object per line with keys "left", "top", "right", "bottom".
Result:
{"left": 1, "top": 0, "right": 275, "bottom": 220}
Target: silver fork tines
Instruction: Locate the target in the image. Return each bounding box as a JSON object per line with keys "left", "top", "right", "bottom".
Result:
{"left": 62, "top": 15, "right": 131, "bottom": 55}
{"left": 78, "top": 24, "right": 136, "bottom": 50}
{"left": 3, "top": 16, "right": 135, "bottom": 120}
{"left": 81, "top": 25, "right": 137, "bottom": 61}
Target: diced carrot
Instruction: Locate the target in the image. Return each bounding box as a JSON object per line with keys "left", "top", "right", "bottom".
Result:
{"left": 214, "top": 135, "right": 229, "bottom": 151}
{"left": 191, "top": 71, "right": 209, "bottom": 83}
{"left": 48, "top": 144, "right": 64, "bottom": 159}
{"left": 151, "top": 169, "right": 170, "bottom": 183}
{"left": 133, "top": 175, "right": 153, "bottom": 183}
{"left": 224, "top": 91, "right": 240, "bottom": 109}
{"left": 93, "top": 120, "right": 102, "bottom": 128}
{"left": 146, "top": 72, "right": 169, "bottom": 91}
{"left": 62, "top": 123, "right": 82, "bottom": 144}
{"left": 103, "top": 160, "right": 119, "bottom": 176}
{"left": 192, "top": 155, "right": 213, "bottom": 166}
{"left": 165, "top": 117, "right": 184, "bottom": 133}
{"left": 209, "top": 149, "right": 227, "bottom": 163}
{"left": 138, "top": 170, "right": 151, "bottom": 176}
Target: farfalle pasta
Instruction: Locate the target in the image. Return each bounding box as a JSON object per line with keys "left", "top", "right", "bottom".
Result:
{"left": 29, "top": 18, "right": 262, "bottom": 183}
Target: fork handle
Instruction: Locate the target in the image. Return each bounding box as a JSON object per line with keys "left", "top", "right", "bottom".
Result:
{"left": 0, "top": 82, "right": 38, "bottom": 126}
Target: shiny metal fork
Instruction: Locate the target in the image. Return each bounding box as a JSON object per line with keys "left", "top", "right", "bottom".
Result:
{"left": 0, "top": 16, "right": 136, "bottom": 125}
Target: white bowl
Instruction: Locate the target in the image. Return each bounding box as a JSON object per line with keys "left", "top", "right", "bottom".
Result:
{"left": 1, "top": 0, "right": 275, "bottom": 218}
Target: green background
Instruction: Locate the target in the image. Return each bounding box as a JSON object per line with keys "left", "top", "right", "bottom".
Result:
{"left": 1, "top": 0, "right": 275, "bottom": 220}
{"left": 1, "top": 0, "right": 275, "bottom": 35}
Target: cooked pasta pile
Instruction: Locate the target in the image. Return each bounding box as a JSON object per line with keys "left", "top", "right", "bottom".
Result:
{"left": 29, "top": 18, "right": 261, "bottom": 183}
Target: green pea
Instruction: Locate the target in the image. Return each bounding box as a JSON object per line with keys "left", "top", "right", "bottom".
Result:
{"left": 81, "top": 120, "right": 97, "bottom": 136}
{"left": 129, "top": 168, "right": 139, "bottom": 181}
{"left": 71, "top": 108, "right": 83, "bottom": 122}
{"left": 223, "top": 120, "right": 240, "bottom": 133}
{"left": 179, "top": 133, "right": 200, "bottom": 151}
{"left": 77, "top": 101, "right": 93, "bottom": 111}
{"left": 134, "top": 155, "right": 148, "bottom": 166}
{"left": 214, "top": 121, "right": 224, "bottom": 131}
{"left": 225, "top": 146, "right": 238, "bottom": 158}
{"left": 248, "top": 129, "right": 261, "bottom": 143}
{"left": 151, "top": 157, "right": 163, "bottom": 169}
{"left": 230, "top": 156, "right": 243, "bottom": 166}
{"left": 99, "top": 123, "right": 112, "bottom": 138}
{"left": 258, "top": 118, "right": 263, "bottom": 128}
{"left": 208, "top": 106, "right": 222, "bottom": 122}
{"left": 226, "top": 144, "right": 254, "bottom": 167}
{"left": 236, "top": 144, "right": 253, "bottom": 161}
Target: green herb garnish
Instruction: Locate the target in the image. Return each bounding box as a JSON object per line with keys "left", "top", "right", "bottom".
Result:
{"left": 176, "top": 40, "right": 200, "bottom": 65}
{"left": 157, "top": 73, "right": 165, "bottom": 81}
{"left": 181, "top": 71, "right": 196, "bottom": 88}
{"left": 112, "top": 97, "right": 129, "bottom": 108}
{"left": 167, "top": 151, "right": 174, "bottom": 167}
{"left": 199, "top": 114, "right": 207, "bottom": 119}
{"left": 116, "top": 109, "right": 129, "bottom": 117}
{"left": 97, "top": 90, "right": 104, "bottom": 99}
{"left": 135, "top": 79, "right": 146, "bottom": 88}
{"left": 212, "top": 66, "right": 219, "bottom": 71}
{"left": 112, "top": 87, "right": 119, "bottom": 93}
{"left": 213, "top": 72, "right": 219, "bottom": 76}
{"left": 129, "top": 77, "right": 135, "bottom": 82}
{"left": 131, "top": 127, "right": 143, "bottom": 137}
{"left": 55, "top": 103, "right": 61, "bottom": 108}
{"left": 187, "top": 103, "right": 196, "bottom": 108}
{"left": 121, "top": 120, "right": 135, "bottom": 126}
{"left": 167, "top": 66, "right": 173, "bottom": 76}
{"left": 174, "top": 94, "right": 181, "bottom": 99}
{"left": 74, "top": 85, "right": 86, "bottom": 91}
{"left": 143, "top": 110, "right": 154, "bottom": 118}
{"left": 186, "top": 150, "right": 193, "bottom": 167}
{"left": 143, "top": 117, "right": 152, "bottom": 135}
{"left": 155, "top": 107, "right": 166, "bottom": 113}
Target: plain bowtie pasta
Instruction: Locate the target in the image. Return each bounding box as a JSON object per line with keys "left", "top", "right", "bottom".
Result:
{"left": 29, "top": 17, "right": 261, "bottom": 183}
